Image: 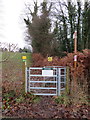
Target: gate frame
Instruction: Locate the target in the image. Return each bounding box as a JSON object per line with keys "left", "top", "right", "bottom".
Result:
{"left": 25, "top": 66, "right": 66, "bottom": 96}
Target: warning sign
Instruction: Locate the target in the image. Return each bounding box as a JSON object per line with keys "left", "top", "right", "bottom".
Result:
{"left": 48, "top": 57, "right": 52, "bottom": 62}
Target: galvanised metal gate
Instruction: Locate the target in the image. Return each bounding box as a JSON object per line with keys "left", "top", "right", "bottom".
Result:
{"left": 25, "top": 66, "right": 66, "bottom": 96}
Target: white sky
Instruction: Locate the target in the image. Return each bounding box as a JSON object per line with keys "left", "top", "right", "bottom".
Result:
{"left": 0, "top": 0, "right": 37, "bottom": 48}
{"left": 0, "top": 0, "right": 88, "bottom": 48}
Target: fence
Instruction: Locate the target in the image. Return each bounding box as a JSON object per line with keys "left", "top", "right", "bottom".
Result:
{"left": 25, "top": 66, "right": 66, "bottom": 96}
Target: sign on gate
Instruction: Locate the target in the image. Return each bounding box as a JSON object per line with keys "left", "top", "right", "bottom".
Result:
{"left": 42, "top": 68, "right": 53, "bottom": 76}
{"left": 25, "top": 66, "right": 66, "bottom": 96}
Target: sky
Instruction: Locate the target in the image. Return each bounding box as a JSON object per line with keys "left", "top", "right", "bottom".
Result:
{"left": 0, "top": 0, "right": 36, "bottom": 48}
{"left": 0, "top": 0, "right": 87, "bottom": 48}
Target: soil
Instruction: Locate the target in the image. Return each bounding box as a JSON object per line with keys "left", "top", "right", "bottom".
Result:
{"left": 2, "top": 96, "right": 89, "bottom": 119}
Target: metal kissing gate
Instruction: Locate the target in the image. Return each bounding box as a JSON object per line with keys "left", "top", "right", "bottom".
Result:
{"left": 25, "top": 66, "right": 66, "bottom": 96}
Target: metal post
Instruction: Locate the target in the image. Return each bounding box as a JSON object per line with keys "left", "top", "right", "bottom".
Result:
{"left": 25, "top": 67, "right": 27, "bottom": 93}
{"left": 64, "top": 68, "right": 66, "bottom": 83}
{"left": 57, "top": 68, "right": 61, "bottom": 96}
{"left": 56, "top": 68, "right": 58, "bottom": 96}
{"left": 55, "top": 68, "right": 57, "bottom": 96}
{"left": 28, "top": 67, "right": 30, "bottom": 92}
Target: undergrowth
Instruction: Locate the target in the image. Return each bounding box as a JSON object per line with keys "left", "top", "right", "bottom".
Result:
{"left": 54, "top": 92, "right": 89, "bottom": 106}
{"left": 54, "top": 94, "right": 71, "bottom": 105}
{"left": 2, "top": 91, "right": 41, "bottom": 111}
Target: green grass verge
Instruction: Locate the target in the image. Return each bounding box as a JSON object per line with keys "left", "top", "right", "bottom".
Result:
{"left": 2, "top": 51, "right": 32, "bottom": 82}
{"left": 2, "top": 51, "right": 31, "bottom": 68}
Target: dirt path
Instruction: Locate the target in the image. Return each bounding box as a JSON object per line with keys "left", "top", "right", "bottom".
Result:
{"left": 2, "top": 96, "right": 89, "bottom": 119}
{"left": 31, "top": 96, "right": 59, "bottom": 118}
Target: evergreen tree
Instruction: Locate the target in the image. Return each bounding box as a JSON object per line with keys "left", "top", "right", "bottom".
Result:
{"left": 24, "top": 0, "right": 53, "bottom": 56}
{"left": 82, "top": 1, "right": 90, "bottom": 49}
{"left": 24, "top": 0, "right": 90, "bottom": 56}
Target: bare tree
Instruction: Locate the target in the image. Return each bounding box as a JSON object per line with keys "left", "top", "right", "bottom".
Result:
{"left": 0, "top": 42, "right": 19, "bottom": 63}
{"left": 0, "top": 42, "right": 19, "bottom": 52}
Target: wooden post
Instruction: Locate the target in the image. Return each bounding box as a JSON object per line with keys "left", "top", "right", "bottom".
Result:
{"left": 73, "top": 31, "right": 77, "bottom": 68}
{"left": 73, "top": 31, "right": 78, "bottom": 95}
{"left": 74, "top": 32, "right": 77, "bottom": 53}
{"left": 22, "top": 56, "right": 27, "bottom": 93}
{"left": 22, "top": 61, "right": 25, "bottom": 81}
{"left": 22, "top": 56, "right": 27, "bottom": 81}
{"left": 66, "top": 66, "right": 70, "bottom": 95}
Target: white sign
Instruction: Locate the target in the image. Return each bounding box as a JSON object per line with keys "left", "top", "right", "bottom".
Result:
{"left": 74, "top": 55, "right": 77, "bottom": 61}
{"left": 42, "top": 70, "right": 53, "bottom": 76}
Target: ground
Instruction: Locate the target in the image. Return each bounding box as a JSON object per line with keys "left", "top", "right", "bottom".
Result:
{"left": 1, "top": 52, "right": 90, "bottom": 119}
{"left": 2, "top": 95, "right": 89, "bottom": 119}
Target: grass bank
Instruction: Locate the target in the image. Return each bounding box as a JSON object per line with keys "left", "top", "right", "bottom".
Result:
{"left": 2, "top": 51, "right": 31, "bottom": 94}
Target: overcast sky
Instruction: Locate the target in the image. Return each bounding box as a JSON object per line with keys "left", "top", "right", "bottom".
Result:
{"left": 0, "top": 0, "right": 87, "bottom": 48}
{"left": 0, "top": 0, "right": 42, "bottom": 48}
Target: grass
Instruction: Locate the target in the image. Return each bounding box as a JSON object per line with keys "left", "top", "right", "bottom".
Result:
{"left": 2, "top": 51, "right": 31, "bottom": 81}
{"left": 54, "top": 94, "right": 71, "bottom": 105}
{"left": 2, "top": 51, "right": 32, "bottom": 96}
{"left": 2, "top": 51, "right": 31, "bottom": 68}
{"left": 0, "top": 52, "right": 2, "bottom": 69}
{"left": 2, "top": 92, "right": 41, "bottom": 111}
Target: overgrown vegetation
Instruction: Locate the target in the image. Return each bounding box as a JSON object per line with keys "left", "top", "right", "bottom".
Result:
{"left": 24, "top": 1, "right": 53, "bottom": 56}
{"left": 1, "top": 0, "right": 90, "bottom": 119}
{"left": 2, "top": 91, "right": 41, "bottom": 111}
{"left": 2, "top": 50, "right": 89, "bottom": 118}
{"left": 32, "top": 49, "right": 90, "bottom": 105}
{"left": 54, "top": 94, "right": 71, "bottom": 105}
{"left": 24, "top": 0, "right": 90, "bottom": 56}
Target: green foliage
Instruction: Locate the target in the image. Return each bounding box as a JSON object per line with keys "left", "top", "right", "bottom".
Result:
{"left": 54, "top": 84, "right": 88, "bottom": 106}
{"left": 24, "top": 1, "right": 53, "bottom": 56}
{"left": 53, "top": 1, "right": 90, "bottom": 53}
{"left": 22, "top": 92, "right": 34, "bottom": 99}
{"left": 2, "top": 91, "right": 16, "bottom": 110}
{"left": 32, "top": 96, "right": 41, "bottom": 103}
{"left": 55, "top": 93, "right": 88, "bottom": 106}
{"left": 71, "top": 88, "right": 89, "bottom": 105}
{"left": 2, "top": 51, "right": 31, "bottom": 68}
{"left": 2, "top": 91, "right": 41, "bottom": 111}
{"left": 15, "top": 96, "right": 25, "bottom": 103}
{"left": 82, "top": 2, "right": 90, "bottom": 49}
{"left": 22, "top": 92, "right": 41, "bottom": 103}
{"left": 55, "top": 95, "right": 64, "bottom": 104}
{"left": 2, "top": 51, "right": 31, "bottom": 82}
{"left": 55, "top": 94, "right": 71, "bottom": 105}
{"left": 3, "top": 90, "right": 16, "bottom": 98}
{"left": 19, "top": 47, "right": 31, "bottom": 53}
{"left": 24, "top": 1, "right": 90, "bottom": 56}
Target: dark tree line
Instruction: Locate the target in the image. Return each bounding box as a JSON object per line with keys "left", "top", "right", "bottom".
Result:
{"left": 24, "top": 0, "right": 90, "bottom": 57}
